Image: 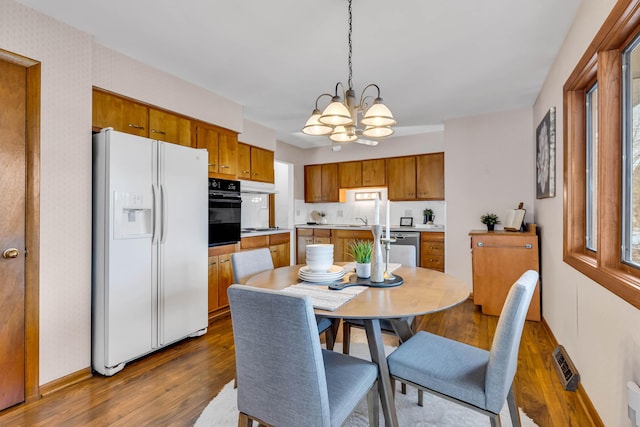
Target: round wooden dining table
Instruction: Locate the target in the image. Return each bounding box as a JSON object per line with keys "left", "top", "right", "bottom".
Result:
{"left": 244, "top": 264, "right": 470, "bottom": 427}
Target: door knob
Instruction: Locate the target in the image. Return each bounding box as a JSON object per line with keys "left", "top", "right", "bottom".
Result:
{"left": 3, "top": 248, "right": 20, "bottom": 259}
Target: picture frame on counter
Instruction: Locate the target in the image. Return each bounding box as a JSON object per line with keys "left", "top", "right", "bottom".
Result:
{"left": 400, "top": 217, "right": 413, "bottom": 227}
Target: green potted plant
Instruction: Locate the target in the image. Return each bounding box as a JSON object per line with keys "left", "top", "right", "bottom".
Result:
{"left": 423, "top": 208, "right": 435, "bottom": 224}
{"left": 347, "top": 240, "right": 373, "bottom": 278}
{"left": 480, "top": 213, "right": 500, "bottom": 231}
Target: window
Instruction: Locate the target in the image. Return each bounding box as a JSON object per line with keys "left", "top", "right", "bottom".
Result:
{"left": 585, "top": 83, "right": 598, "bottom": 252}
{"left": 623, "top": 37, "right": 640, "bottom": 267}
{"left": 564, "top": 0, "right": 640, "bottom": 310}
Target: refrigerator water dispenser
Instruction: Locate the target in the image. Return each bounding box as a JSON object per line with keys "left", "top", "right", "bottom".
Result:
{"left": 113, "top": 191, "right": 153, "bottom": 239}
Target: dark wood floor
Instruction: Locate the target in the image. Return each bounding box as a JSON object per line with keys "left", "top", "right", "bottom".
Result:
{"left": 0, "top": 299, "right": 596, "bottom": 426}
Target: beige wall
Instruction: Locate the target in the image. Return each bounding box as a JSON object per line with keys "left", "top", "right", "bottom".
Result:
{"left": 533, "top": 0, "right": 640, "bottom": 425}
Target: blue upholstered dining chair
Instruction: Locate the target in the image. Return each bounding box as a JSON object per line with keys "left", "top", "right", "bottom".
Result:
{"left": 386, "top": 270, "right": 539, "bottom": 427}
{"left": 228, "top": 284, "right": 379, "bottom": 427}
{"left": 230, "top": 248, "right": 337, "bottom": 348}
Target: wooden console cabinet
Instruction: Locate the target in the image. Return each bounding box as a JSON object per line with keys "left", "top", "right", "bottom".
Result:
{"left": 469, "top": 226, "right": 540, "bottom": 321}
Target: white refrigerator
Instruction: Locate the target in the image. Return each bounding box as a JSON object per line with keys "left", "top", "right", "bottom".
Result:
{"left": 92, "top": 128, "right": 208, "bottom": 376}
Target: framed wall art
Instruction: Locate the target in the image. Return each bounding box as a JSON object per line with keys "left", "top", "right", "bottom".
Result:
{"left": 536, "top": 107, "right": 556, "bottom": 199}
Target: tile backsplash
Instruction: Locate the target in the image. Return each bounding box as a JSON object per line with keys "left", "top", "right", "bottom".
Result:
{"left": 294, "top": 188, "right": 446, "bottom": 228}
{"left": 241, "top": 193, "right": 270, "bottom": 228}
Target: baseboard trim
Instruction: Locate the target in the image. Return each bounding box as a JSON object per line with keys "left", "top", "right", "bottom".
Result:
{"left": 208, "top": 307, "right": 230, "bottom": 323}
{"left": 39, "top": 367, "right": 93, "bottom": 397}
{"left": 540, "top": 318, "right": 604, "bottom": 427}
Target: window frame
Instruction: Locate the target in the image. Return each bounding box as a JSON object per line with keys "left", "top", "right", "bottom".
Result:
{"left": 564, "top": 0, "right": 640, "bottom": 310}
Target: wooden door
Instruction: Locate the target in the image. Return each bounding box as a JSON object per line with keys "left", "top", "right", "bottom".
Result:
{"left": 321, "top": 163, "right": 339, "bottom": 202}
{"left": 149, "top": 109, "right": 191, "bottom": 147}
{"left": 237, "top": 143, "right": 251, "bottom": 180}
{"left": 0, "top": 59, "right": 26, "bottom": 410}
{"left": 416, "top": 153, "right": 444, "bottom": 200}
{"left": 304, "top": 165, "right": 322, "bottom": 202}
{"left": 362, "top": 159, "right": 386, "bottom": 187}
{"left": 217, "top": 130, "right": 238, "bottom": 177}
{"left": 387, "top": 156, "right": 416, "bottom": 200}
{"left": 217, "top": 253, "right": 234, "bottom": 307}
{"left": 207, "top": 256, "right": 219, "bottom": 313}
{"left": 195, "top": 125, "right": 219, "bottom": 177}
{"left": 250, "top": 146, "right": 274, "bottom": 183}
{"left": 339, "top": 161, "right": 362, "bottom": 188}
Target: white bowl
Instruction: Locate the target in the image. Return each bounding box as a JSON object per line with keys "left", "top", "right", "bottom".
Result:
{"left": 306, "top": 260, "right": 333, "bottom": 272}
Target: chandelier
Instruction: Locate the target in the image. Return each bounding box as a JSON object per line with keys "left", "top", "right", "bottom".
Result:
{"left": 301, "top": 0, "right": 396, "bottom": 150}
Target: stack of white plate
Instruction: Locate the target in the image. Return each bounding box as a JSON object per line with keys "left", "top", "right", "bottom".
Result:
{"left": 298, "top": 265, "right": 345, "bottom": 283}
{"left": 305, "top": 244, "right": 334, "bottom": 272}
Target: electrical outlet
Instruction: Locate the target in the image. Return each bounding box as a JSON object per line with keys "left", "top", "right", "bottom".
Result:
{"left": 404, "top": 209, "right": 412, "bottom": 216}
{"left": 338, "top": 210, "right": 343, "bottom": 217}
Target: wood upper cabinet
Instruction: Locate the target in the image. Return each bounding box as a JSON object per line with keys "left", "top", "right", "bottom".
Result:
{"left": 387, "top": 156, "right": 417, "bottom": 200}
{"left": 416, "top": 152, "right": 444, "bottom": 200}
{"left": 250, "top": 146, "right": 275, "bottom": 183}
{"left": 305, "top": 164, "right": 339, "bottom": 203}
{"left": 362, "top": 159, "right": 386, "bottom": 187}
{"left": 195, "top": 123, "right": 238, "bottom": 178}
{"left": 237, "top": 143, "right": 251, "bottom": 180}
{"left": 92, "top": 89, "right": 148, "bottom": 137}
{"left": 148, "top": 108, "right": 191, "bottom": 147}
{"left": 339, "top": 161, "right": 362, "bottom": 188}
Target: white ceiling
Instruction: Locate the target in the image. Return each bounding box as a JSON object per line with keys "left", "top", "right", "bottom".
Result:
{"left": 15, "top": 0, "right": 582, "bottom": 149}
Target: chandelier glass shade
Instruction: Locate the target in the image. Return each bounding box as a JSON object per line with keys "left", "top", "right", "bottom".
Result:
{"left": 301, "top": 0, "right": 395, "bottom": 147}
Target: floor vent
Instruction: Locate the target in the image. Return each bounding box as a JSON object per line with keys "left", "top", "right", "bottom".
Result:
{"left": 552, "top": 345, "right": 580, "bottom": 391}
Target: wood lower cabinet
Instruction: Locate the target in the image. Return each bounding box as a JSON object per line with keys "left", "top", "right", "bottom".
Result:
{"left": 207, "top": 243, "right": 237, "bottom": 319}
{"left": 332, "top": 229, "right": 374, "bottom": 262}
{"left": 241, "top": 232, "right": 291, "bottom": 268}
{"left": 297, "top": 228, "right": 332, "bottom": 264}
{"left": 420, "top": 232, "right": 444, "bottom": 272}
{"left": 469, "top": 227, "right": 540, "bottom": 321}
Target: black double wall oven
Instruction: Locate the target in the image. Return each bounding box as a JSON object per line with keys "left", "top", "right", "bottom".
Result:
{"left": 208, "top": 178, "right": 241, "bottom": 246}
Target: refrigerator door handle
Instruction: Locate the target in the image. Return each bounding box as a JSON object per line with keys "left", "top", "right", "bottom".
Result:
{"left": 152, "top": 184, "right": 160, "bottom": 245}
{"left": 160, "top": 185, "right": 168, "bottom": 243}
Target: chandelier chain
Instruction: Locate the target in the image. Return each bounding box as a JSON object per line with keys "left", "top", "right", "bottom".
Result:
{"left": 347, "top": 0, "right": 353, "bottom": 90}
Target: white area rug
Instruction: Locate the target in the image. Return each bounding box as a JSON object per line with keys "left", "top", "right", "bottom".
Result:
{"left": 195, "top": 343, "right": 538, "bottom": 427}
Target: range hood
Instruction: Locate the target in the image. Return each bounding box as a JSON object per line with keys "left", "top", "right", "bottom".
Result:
{"left": 239, "top": 180, "right": 278, "bottom": 194}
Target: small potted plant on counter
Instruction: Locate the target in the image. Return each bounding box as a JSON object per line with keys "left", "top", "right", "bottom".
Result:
{"left": 423, "top": 208, "right": 435, "bottom": 224}
{"left": 348, "top": 240, "right": 373, "bottom": 278}
{"left": 480, "top": 213, "right": 500, "bottom": 231}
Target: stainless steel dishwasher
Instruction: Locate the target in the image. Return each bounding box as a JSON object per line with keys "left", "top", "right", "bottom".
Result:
{"left": 389, "top": 231, "right": 420, "bottom": 266}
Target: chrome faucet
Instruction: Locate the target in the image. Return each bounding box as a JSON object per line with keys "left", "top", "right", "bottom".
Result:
{"left": 356, "top": 216, "right": 368, "bottom": 226}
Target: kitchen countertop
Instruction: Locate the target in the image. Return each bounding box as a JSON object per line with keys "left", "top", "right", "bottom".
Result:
{"left": 295, "top": 224, "right": 445, "bottom": 233}
{"left": 240, "top": 228, "right": 292, "bottom": 238}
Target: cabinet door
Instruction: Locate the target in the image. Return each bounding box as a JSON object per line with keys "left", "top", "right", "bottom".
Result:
{"left": 218, "top": 130, "right": 238, "bottom": 177}
{"left": 149, "top": 108, "right": 191, "bottom": 147}
{"left": 321, "top": 163, "right": 339, "bottom": 202}
{"left": 251, "top": 146, "right": 275, "bottom": 183}
{"left": 339, "top": 161, "right": 362, "bottom": 188}
{"left": 207, "top": 256, "right": 219, "bottom": 312}
{"left": 305, "top": 165, "right": 323, "bottom": 203}
{"left": 270, "top": 242, "right": 289, "bottom": 268}
{"left": 420, "top": 232, "right": 445, "bottom": 272}
{"left": 362, "top": 159, "right": 386, "bottom": 187}
{"left": 217, "top": 253, "right": 234, "bottom": 307}
{"left": 333, "top": 230, "right": 373, "bottom": 262}
{"left": 297, "top": 235, "right": 314, "bottom": 264}
{"left": 416, "top": 153, "right": 444, "bottom": 200}
{"left": 92, "top": 90, "right": 148, "bottom": 137}
{"left": 387, "top": 156, "right": 416, "bottom": 200}
{"left": 237, "top": 142, "right": 251, "bottom": 180}
{"left": 195, "top": 125, "right": 219, "bottom": 177}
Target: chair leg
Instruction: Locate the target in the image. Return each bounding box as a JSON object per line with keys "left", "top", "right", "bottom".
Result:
{"left": 342, "top": 322, "right": 352, "bottom": 354}
{"left": 237, "top": 412, "right": 252, "bottom": 427}
{"left": 401, "top": 382, "right": 406, "bottom": 394}
{"left": 418, "top": 390, "right": 423, "bottom": 407}
{"left": 367, "top": 381, "right": 380, "bottom": 427}
{"left": 507, "top": 385, "right": 521, "bottom": 427}
{"left": 489, "top": 413, "right": 502, "bottom": 427}
{"left": 325, "top": 318, "right": 340, "bottom": 351}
